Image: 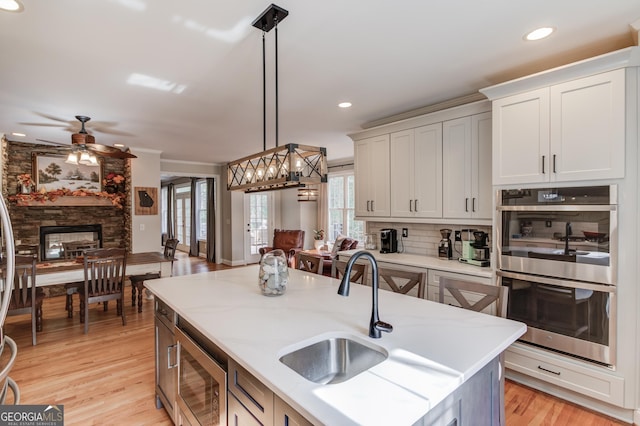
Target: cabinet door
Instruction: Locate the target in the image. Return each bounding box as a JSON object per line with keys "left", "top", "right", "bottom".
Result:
{"left": 413, "top": 123, "right": 442, "bottom": 218}
{"left": 550, "top": 68, "right": 625, "bottom": 181}
{"left": 354, "top": 135, "right": 390, "bottom": 217}
{"left": 274, "top": 396, "right": 313, "bottom": 426}
{"left": 390, "top": 130, "right": 414, "bottom": 217}
{"left": 155, "top": 320, "right": 176, "bottom": 420}
{"left": 228, "top": 393, "right": 263, "bottom": 426}
{"left": 442, "top": 116, "right": 472, "bottom": 218}
{"left": 492, "top": 88, "right": 550, "bottom": 185}
{"left": 471, "top": 112, "right": 493, "bottom": 219}
{"left": 390, "top": 124, "right": 442, "bottom": 218}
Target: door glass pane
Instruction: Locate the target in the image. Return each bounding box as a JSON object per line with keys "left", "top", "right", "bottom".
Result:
{"left": 249, "top": 194, "right": 269, "bottom": 255}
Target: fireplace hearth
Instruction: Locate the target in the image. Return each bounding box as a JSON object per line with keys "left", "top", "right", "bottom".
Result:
{"left": 40, "top": 224, "right": 103, "bottom": 261}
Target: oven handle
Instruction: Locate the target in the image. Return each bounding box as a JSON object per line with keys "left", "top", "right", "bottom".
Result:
{"left": 496, "top": 205, "right": 616, "bottom": 212}
{"left": 497, "top": 270, "right": 616, "bottom": 292}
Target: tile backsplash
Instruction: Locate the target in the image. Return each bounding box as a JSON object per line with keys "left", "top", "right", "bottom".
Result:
{"left": 366, "top": 222, "right": 492, "bottom": 258}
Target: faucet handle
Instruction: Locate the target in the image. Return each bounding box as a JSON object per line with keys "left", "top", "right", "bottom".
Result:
{"left": 374, "top": 320, "right": 393, "bottom": 333}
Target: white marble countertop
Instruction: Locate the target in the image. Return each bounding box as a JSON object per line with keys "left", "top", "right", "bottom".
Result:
{"left": 337, "top": 249, "right": 494, "bottom": 279}
{"left": 146, "top": 266, "right": 525, "bottom": 425}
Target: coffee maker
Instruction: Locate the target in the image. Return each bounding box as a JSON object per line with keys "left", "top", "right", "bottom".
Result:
{"left": 380, "top": 229, "right": 398, "bottom": 253}
{"left": 458, "top": 230, "right": 490, "bottom": 267}
{"left": 438, "top": 229, "right": 453, "bottom": 259}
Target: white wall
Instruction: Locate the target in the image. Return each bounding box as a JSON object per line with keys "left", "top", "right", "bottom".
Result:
{"left": 130, "top": 148, "right": 162, "bottom": 253}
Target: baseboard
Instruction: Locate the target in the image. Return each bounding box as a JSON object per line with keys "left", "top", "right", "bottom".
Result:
{"left": 221, "top": 258, "right": 248, "bottom": 267}
{"left": 506, "top": 370, "right": 635, "bottom": 424}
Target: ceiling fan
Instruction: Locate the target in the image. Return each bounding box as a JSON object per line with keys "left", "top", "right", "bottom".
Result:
{"left": 36, "top": 115, "right": 136, "bottom": 160}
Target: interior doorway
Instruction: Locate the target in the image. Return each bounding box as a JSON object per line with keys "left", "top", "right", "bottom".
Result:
{"left": 244, "top": 192, "right": 273, "bottom": 264}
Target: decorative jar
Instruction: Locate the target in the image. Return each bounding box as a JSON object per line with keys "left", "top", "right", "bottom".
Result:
{"left": 314, "top": 240, "right": 324, "bottom": 250}
{"left": 258, "top": 249, "right": 288, "bottom": 296}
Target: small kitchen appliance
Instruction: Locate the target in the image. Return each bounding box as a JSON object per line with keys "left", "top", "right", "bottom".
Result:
{"left": 438, "top": 229, "right": 453, "bottom": 259}
{"left": 380, "top": 229, "right": 398, "bottom": 253}
{"left": 459, "top": 229, "right": 490, "bottom": 267}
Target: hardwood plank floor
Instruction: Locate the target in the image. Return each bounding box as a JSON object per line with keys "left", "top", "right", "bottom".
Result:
{"left": 2, "top": 252, "right": 630, "bottom": 425}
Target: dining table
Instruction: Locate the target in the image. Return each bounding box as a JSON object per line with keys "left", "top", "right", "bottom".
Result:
{"left": 34, "top": 251, "right": 173, "bottom": 287}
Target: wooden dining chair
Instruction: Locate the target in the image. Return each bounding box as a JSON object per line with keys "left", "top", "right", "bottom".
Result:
{"left": 77, "top": 248, "right": 127, "bottom": 334}
{"left": 130, "top": 239, "right": 179, "bottom": 312}
{"left": 331, "top": 259, "right": 368, "bottom": 285}
{"left": 378, "top": 267, "right": 426, "bottom": 299}
{"left": 3, "top": 255, "right": 44, "bottom": 346}
{"left": 296, "top": 253, "right": 323, "bottom": 275}
{"left": 439, "top": 277, "right": 509, "bottom": 317}
{"left": 63, "top": 240, "right": 100, "bottom": 318}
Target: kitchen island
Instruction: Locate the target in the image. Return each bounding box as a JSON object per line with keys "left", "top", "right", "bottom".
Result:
{"left": 146, "top": 264, "right": 525, "bottom": 425}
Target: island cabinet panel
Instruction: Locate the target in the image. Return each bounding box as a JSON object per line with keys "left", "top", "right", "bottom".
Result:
{"left": 415, "top": 356, "right": 501, "bottom": 426}
{"left": 491, "top": 68, "right": 626, "bottom": 185}
{"left": 274, "top": 396, "right": 313, "bottom": 426}
{"left": 155, "top": 299, "right": 177, "bottom": 423}
{"left": 442, "top": 112, "right": 492, "bottom": 220}
{"left": 354, "top": 135, "right": 391, "bottom": 217}
{"left": 390, "top": 123, "right": 443, "bottom": 218}
{"left": 228, "top": 359, "right": 274, "bottom": 425}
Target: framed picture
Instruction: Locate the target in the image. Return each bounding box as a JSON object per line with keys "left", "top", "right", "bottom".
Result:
{"left": 134, "top": 186, "right": 158, "bottom": 215}
{"left": 32, "top": 153, "right": 103, "bottom": 192}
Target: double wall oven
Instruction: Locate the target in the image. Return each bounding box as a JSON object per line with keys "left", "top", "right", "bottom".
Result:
{"left": 497, "top": 185, "right": 616, "bottom": 366}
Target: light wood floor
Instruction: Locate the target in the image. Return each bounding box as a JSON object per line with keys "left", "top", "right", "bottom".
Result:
{"left": 2, "top": 252, "right": 629, "bottom": 425}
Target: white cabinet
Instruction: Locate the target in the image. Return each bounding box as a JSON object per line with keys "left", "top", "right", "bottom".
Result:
{"left": 354, "top": 135, "right": 390, "bottom": 217}
{"left": 442, "top": 112, "right": 492, "bottom": 219}
{"left": 390, "top": 123, "right": 442, "bottom": 218}
{"left": 492, "top": 69, "right": 625, "bottom": 185}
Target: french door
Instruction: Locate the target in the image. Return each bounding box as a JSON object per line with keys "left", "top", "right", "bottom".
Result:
{"left": 175, "top": 185, "right": 191, "bottom": 252}
{"left": 244, "top": 193, "right": 273, "bottom": 264}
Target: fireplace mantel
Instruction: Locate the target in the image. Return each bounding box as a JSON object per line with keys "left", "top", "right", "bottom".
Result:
{"left": 14, "top": 196, "right": 116, "bottom": 207}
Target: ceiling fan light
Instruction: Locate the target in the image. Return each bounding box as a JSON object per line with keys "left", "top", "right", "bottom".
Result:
{"left": 65, "top": 152, "right": 79, "bottom": 165}
{"left": 78, "top": 151, "right": 93, "bottom": 165}
{"left": 88, "top": 154, "right": 99, "bottom": 166}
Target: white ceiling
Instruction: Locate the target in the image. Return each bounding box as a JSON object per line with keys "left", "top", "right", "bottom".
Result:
{"left": 1, "top": 1, "right": 639, "bottom": 165}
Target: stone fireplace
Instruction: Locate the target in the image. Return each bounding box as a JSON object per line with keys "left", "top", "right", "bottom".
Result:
{"left": 39, "top": 224, "right": 103, "bottom": 260}
{"left": 2, "top": 139, "right": 132, "bottom": 259}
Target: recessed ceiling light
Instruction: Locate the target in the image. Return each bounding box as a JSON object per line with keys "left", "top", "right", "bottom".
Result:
{"left": 338, "top": 102, "right": 352, "bottom": 108}
{"left": 11, "top": 132, "right": 26, "bottom": 137}
{"left": 113, "top": 143, "right": 125, "bottom": 148}
{"left": 524, "top": 27, "right": 555, "bottom": 41}
{"left": 0, "top": 0, "right": 23, "bottom": 12}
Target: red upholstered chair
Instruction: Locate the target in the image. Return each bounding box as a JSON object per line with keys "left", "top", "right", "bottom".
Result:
{"left": 259, "top": 229, "right": 305, "bottom": 268}
{"left": 322, "top": 238, "right": 358, "bottom": 276}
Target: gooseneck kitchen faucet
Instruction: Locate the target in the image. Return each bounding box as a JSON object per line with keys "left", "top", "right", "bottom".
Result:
{"left": 564, "top": 222, "right": 572, "bottom": 255}
{"left": 337, "top": 251, "right": 393, "bottom": 338}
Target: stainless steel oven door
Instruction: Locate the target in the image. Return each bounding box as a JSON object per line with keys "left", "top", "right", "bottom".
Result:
{"left": 176, "top": 327, "right": 227, "bottom": 426}
{"left": 496, "top": 203, "right": 617, "bottom": 285}
{"left": 498, "top": 271, "right": 616, "bottom": 366}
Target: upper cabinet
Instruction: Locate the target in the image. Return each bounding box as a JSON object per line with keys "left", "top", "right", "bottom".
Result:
{"left": 390, "top": 123, "right": 442, "bottom": 218}
{"left": 484, "top": 61, "right": 630, "bottom": 186}
{"left": 442, "top": 112, "right": 492, "bottom": 219}
{"left": 354, "top": 135, "right": 390, "bottom": 217}
{"left": 350, "top": 101, "right": 492, "bottom": 223}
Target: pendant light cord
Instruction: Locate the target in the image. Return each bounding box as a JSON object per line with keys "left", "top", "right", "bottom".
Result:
{"left": 274, "top": 14, "right": 279, "bottom": 147}
{"left": 262, "top": 30, "right": 266, "bottom": 151}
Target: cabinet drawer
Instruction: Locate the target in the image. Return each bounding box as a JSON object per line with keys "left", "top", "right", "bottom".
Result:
{"left": 505, "top": 344, "right": 624, "bottom": 406}
{"left": 155, "top": 298, "right": 175, "bottom": 331}
{"left": 228, "top": 358, "right": 274, "bottom": 424}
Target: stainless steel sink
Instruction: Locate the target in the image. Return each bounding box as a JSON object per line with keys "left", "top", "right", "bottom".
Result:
{"left": 279, "top": 337, "right": 387, "bottom": 384}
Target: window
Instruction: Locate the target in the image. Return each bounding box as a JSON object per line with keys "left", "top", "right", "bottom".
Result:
{"left": 161, "top": 186, "right": 168, "bottom": 235}
{"left": 196, "top": 180, "right": 207, "bottom": 240}
{"left": 327, "top": 172, "right": 364, "bottom": 242}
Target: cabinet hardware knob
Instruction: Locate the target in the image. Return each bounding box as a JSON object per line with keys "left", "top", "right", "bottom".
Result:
{"left": 542, "top": 155, "right": 546, "bottom": 174}
{"left": 409, "top": 200, "right": 413, "bottom": 212}
{"left": 465, "top": 198, "right": 469, "bottom": 212}
{"left": 553, "top": 154, "right": 557, "bottom": 173}
{"left": 414, "top": 199, "right": 418, "bottom": 212}
{"left": 472, "top": 198, "right": 476, "bottom": 212}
